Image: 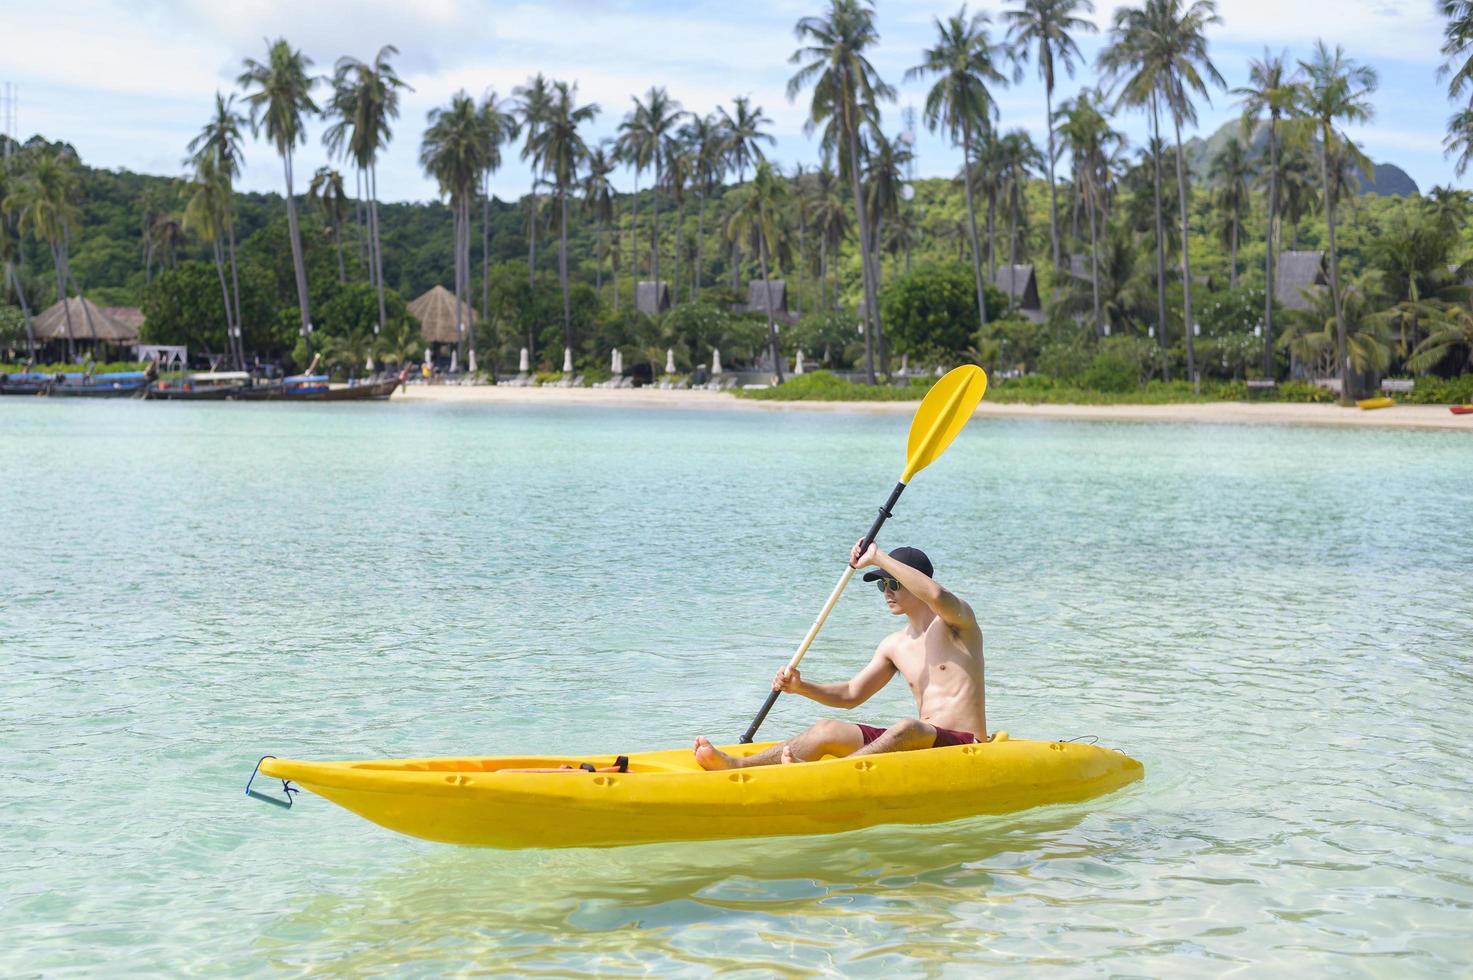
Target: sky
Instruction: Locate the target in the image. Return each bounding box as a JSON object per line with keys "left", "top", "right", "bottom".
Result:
{"left": 4, "top": 0, "right": 1462, "bottom": 203}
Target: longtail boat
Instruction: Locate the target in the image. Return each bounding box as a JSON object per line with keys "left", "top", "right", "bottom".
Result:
{"left": 146, "top": 371, "right": 253, "bottom": 400}
{"left": 0, "top": 372, "right": 53, "bottom": 396}
{"left": 47, "top": 371, "right": 152, "bottom": 398}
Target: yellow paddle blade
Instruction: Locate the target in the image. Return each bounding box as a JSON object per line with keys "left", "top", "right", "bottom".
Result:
{"left": 901, "top": 365, "right": 988, "bottom": 483}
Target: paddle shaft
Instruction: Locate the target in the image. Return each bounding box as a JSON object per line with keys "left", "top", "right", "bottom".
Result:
{"left": 739, "top": 481, "right": 906, "bottom": 743}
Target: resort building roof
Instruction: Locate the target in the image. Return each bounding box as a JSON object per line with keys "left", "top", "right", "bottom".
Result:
{"left": 32, "top": 297, "right": 138, "bottom": 344}
{"left": 408, "top": 285, "right": 478, "bottom": 345}
{"left": 1276, "top": 251, "right": 1328, "bottom": 311}
{"left": 636, "top": 281, "right": 670, "bottom": 317}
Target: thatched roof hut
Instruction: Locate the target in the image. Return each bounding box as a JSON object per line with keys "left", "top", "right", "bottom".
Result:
{"left": 636, "top": 281, "right": 670, "bottom": 317}
{"left": 32, "top": 297, "right": 138, "bottom": 344}
{"left": 745, "top": 279, "right": 788, "bottom": 313}
{"left": 992, "top": 264, "right": 1045, "bottom": 322}
{"left": 1276, "top": 251, "right": 1327, "bottom": 311}
{"left": 408, "top": 285, "right": 478, "bottom": 345}
{"left": 103, "top": 307, "right": 146, "bottom": 337}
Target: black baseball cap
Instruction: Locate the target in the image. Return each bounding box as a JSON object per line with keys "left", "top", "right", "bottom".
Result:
{"left": 862, "top": 546, "right": 933, "bottom": 581}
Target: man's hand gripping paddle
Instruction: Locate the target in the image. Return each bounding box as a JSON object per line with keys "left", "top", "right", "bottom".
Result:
{"left": 739, "top": 365, "right": 989, "bottom": 743}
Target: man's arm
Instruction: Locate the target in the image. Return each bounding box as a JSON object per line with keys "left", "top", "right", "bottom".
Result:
{"left": 855, "top": 541, "right": 979, "bottom": 634}
{"left": 774, "top": 647, "right": 897, "bottom": 709}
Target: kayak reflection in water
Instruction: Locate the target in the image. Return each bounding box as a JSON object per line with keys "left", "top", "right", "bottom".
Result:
{"left": 694, "top": 540, "right": 988, "bottom": 769}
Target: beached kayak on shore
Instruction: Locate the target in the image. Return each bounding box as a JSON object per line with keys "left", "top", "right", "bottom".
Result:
{"left": 253, "top": 734, "right": 1143, "bottom": 849}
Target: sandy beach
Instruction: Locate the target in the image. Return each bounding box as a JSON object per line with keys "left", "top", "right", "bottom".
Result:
{"left": 396, "top": 383, "right": 1473, "bottom": 431}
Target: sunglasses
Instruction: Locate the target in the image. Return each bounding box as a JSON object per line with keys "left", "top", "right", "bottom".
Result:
{"left": 875, "top": 577, "right": 901, "bottom": 593}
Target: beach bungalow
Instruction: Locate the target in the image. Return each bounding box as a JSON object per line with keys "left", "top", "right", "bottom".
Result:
{"left": 992, "top": 264, "right": 1046, "bottom": 323}
{"left": 744, "top": 279, "right": 797, "bottom": 324}
{"left": 635, "top": 281, "right": 670, "bottom": 317}
{"left": 32, "top": 297, "right": 139, "bottom": 351}
{"left": 407, "top": 285, "right": 478, "bottom": 348}
{"left": 104, "top": 307, "right": 146, "bottom": 340}
{"left": 1275, "top": 251, "right": 1327, "bottom": 311}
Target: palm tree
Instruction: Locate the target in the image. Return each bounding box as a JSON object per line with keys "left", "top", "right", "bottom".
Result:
{"left": 718, "top": 97, "right": 776, "bottom": 290}
{"left": 789, "top": 0, "right": 895, "bottom": 384}
{"left": 662, "top": 141, "right": 693, "bottom": 300}
{"left": 184, "top": 154, "right": 243, "bottom": 367}
{"left": 421, "top": 92, "right": 492, "bottom": 368}
{"left": 582, "top": 141, "right": 617, "bottom": 301}
{"left": 1004, "top": 0, "right": 1097, "bottom": 276}
{"left": 682, "top": 113, "right": 726, "bottom": 295}
{"left": 727, "top": 160, "right": 791, "bottom": 382}
{"left": 1280, "top": 271, "right": 1391, "bottom": 380}
{"left": 1055, "top": 88, "right": 1120, "bottom": 335}
{"left": 238, "top": 38, "right": 319, "bottom": 344}
{"left": 809, "top": 163, "right": 850, "bottom": 309}
{"left": 719, "top": 96, "right": 776, "bottom": 185}
{"left": 1234, "top": 50, "right": 1298, "bottom": 377}
{"left": 968, "top": 129, "right": 1008, "bottom": 277}
{"left": 514, "top": 74, "right": 554, "bottom": 286}
{"left": 907, "top": 4, "right": 1010, "bottom": 331}
{"left": 998, "top": 130, "right": 1041, "bottom": 269}
{"left": 864, "top": 129, "right": 911, "bottom": 300}
{"left": 308, "top": 166, "right": 349, "bottom": 283}
{"left": 187, "top": 92, "right": 248, "bottom": 361}
{"left": 478, "top": 90, "right": 519, "bottom": 323}
{"left": 527, "top": 81, "right": 599, "bottom": 362}
{"left": 1100, "top": 0, "right": 1224, "bottom": 386}
{"left": 621, "top": 87, "right": 682, "bottom": 289}
{"left": 5, "top": 150, "right": 81, "bottom": 358}
{"left": 1299, "top": 40, "right": 1377, "bottom": 403}
{"left": 1207, "top": 137, "right": 1250, "bottom": 289}
{"left": 324, "top": 45, "right": 410, "bottom": 336}
{"left": 0, "top": 160, "right": 36, "bottom": 359}
{"left": 1440, "top": 1, "right": 1473, "bottom": 169}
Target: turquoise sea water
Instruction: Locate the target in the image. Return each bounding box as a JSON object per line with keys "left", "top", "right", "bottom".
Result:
{"left": 3, "top": 399, "right": 1471, "bottom": 975}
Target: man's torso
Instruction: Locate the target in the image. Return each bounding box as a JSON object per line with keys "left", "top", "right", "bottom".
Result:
{"left": 883, "top": 617, "right": 986, "bottom": 736}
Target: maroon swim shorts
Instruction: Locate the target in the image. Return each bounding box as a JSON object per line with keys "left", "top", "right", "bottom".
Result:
{"left": 854, "top": 722, "right": 978, "bottom": 748}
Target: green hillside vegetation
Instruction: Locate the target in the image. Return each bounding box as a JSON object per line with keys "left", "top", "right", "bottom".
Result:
{"left": 5, "top": 5, "right": 1473, "bottom": 403}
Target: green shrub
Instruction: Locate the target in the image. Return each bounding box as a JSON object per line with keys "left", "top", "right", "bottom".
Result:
{"left": 1405, "top": 374, "right": 1473, "bottom": 404}
{"left": 734, "top": 370, "right": 931, "bottom": 401}
{"left": 1275, "top": 380, "right": 1336, "bottom": 403}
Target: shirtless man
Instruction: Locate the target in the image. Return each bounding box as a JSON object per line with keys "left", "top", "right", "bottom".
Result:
{"left": 694, "top": 541, "right": 986, "bottom": 769}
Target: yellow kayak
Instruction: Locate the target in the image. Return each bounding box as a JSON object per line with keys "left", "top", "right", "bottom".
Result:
{"left": 255, "top": 733, "right": 1143, "bottom": 849}
{"left": 1357, "top": 396, "right": 1395, "bottom": 410}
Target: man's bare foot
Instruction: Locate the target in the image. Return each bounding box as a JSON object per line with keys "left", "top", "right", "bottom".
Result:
{"left": 780, "top": 745, "right": 796, "bottom": 764}
{"left": 694, "top": 736, "right": 740, "bottom": 771}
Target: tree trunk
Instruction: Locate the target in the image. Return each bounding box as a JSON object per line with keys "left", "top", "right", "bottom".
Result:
{"left": 986, "top": 191, "right": 998, "bottom": 279}
{"left": 1088, "top": 175, "right": 1102, "bottom": 338}
{"left": 53, "top": 243, "right": 74, "bottom": 360}
{"left": 759, "top": 237, "right": 784, "bottom": 384}
{"left": 1171, "top": 112, "right": 1197, "bottom": 392}
{"left": 820, "top": 233, "right": 828, "bottom": 310}
{"left": 527, "top": 190, "right": 538, "bottom": 287}
{"left": 1008, "top": 188, "right": 1019, "bottom": 269}
{"left": 370, "top": 165, "right": 387, "bottom": 335}
{"left": 281, "top": 149, "right": 313, "bottom": 346}
{"left": 560, "top": 188, "right": 572, "bottom": 357}
{"left": 961, "top": 120, "right": 989, "bottom": 330}
{"left": 1149, "top": 95, "right": 1169, "bottom": 380}
{"left": 1228, "top": 214, "right": 1238, "bottom": 289}
{"left": 628, "top": 172, "right": 639, "bottom": 297}
{"left": 1264, "top": 118, "right": 1279, "bottom": 378}
{"left": 8, "top": 262, "right": 36, "bottom": 360}
{"left": 1045, "top": 82, "right": 1061, "bottom": 277}
{"left": 845, "top": 90, "right": 880, "bottom": 385}
{"left": 1319, "top": 129, "right": 1349, "bottom": 405}
{"left": 696, "top": 190, "right": 706, "bottom": 296}
{"left": 212, "top": 237, "right": 237, "bottom": 363}
{"left": 651, "top": 155, "right": 661, "bottom": 288}
{"left": 483, "top": 170, "right": 492, "bottom": 341}
{"left": 356, "top": 167, "right": 370, "bottom": 275}
{"left": 334, "top": 216, "right": 347, "bottom": 284}
{"left": 227, "top": 220, "right": 245, "bottom": 367}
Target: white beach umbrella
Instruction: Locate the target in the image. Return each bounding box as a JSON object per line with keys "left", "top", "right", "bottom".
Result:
{"left": 519, "top": 347, "right": 530, "bottom": 373}
{"left": 611, "top": 348, "right": 619, "bottom": 372}
{"left": 665, "top": 348, "right": 676, "bottom": 374}
{"left": 795, "top": 349, "right": 805, "bottom": 374}
{"left": 425, "top": 347, "right": 432, "bottom": 366}
{"left": 712, "top": 348, "right": 722, "bottom": 375}
{"left": 366, "top": 354, "right": 375, "bottom": 372}
{"left": 898, "top": 353, "right": 908, "bottom": 377}
{"left": 563, "top": 347, "right": 573, "bottom": 373}
{"left": 468, "top": 348, "right": 478, "bottom": 374}
{"left": 450, "top": 349, "right": 458, "bottom": 373}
